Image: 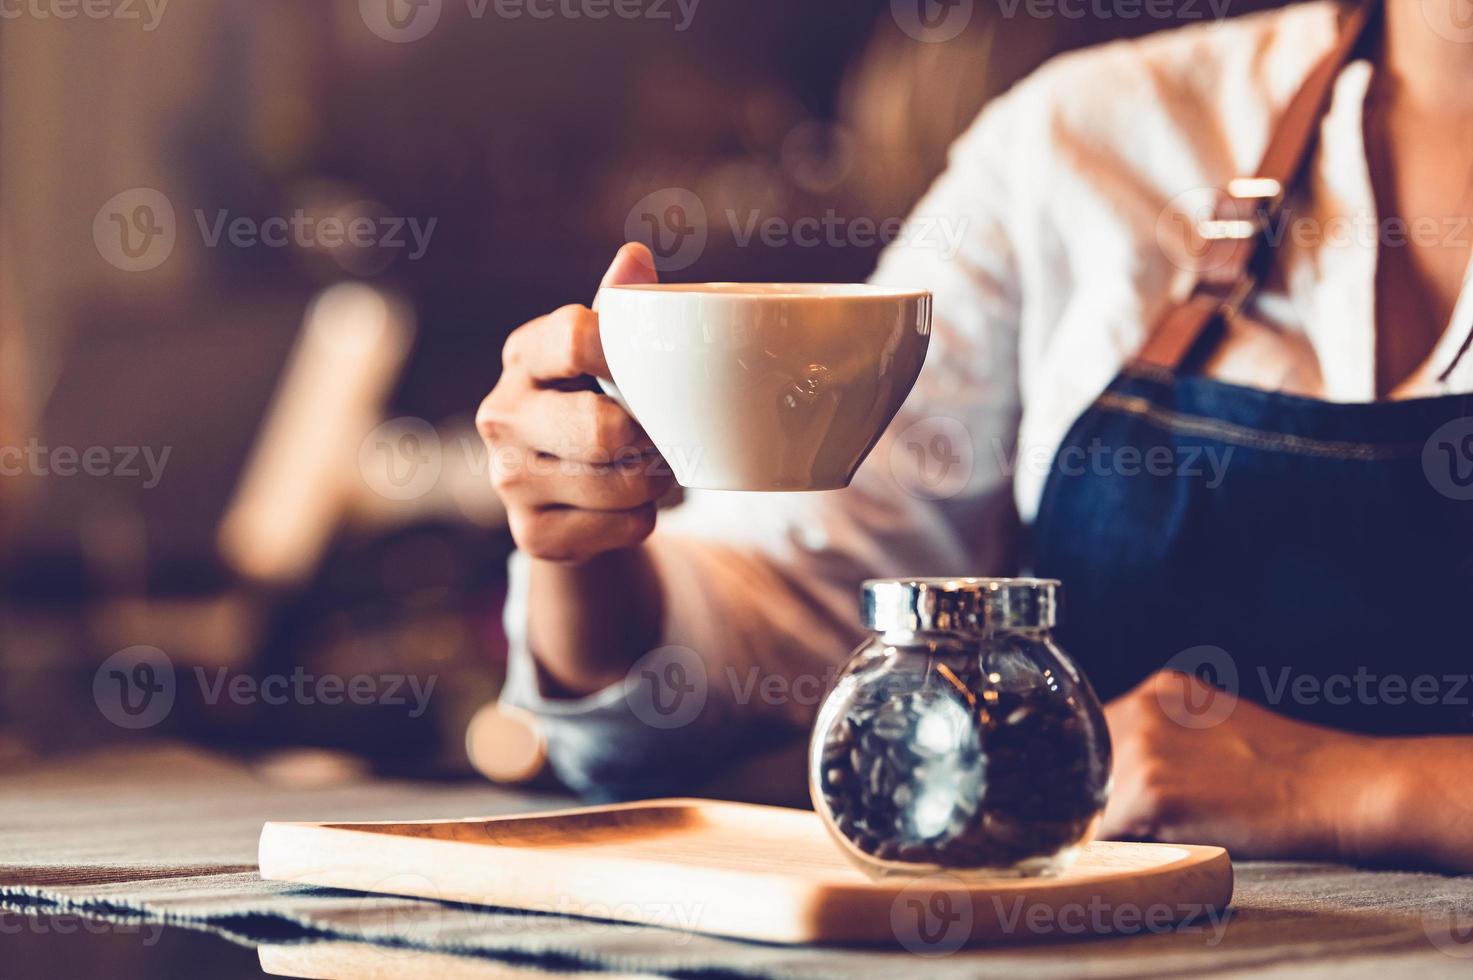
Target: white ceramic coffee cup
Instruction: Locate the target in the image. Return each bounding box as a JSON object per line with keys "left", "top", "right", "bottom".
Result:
{"left": 595, "top": 283, "right": 932, "bottom": 491}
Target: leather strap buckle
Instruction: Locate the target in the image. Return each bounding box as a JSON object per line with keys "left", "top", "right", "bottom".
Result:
{"left": 1196, "top": 178, "right": 1282, "bottom": 242}
{"left": 1136, "top": 0, "right": 1381, "bottom": 374}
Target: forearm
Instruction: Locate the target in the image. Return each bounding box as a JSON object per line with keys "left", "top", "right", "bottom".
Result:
{"left": 1343, "top": 736, "right": 1473, "bottom": 872}
{"left": 526, "top": 545, "right": 664, "bottom": 697}
{"left": 526, "top": 523, "right": 862, "bottom": 699}
{"left": 505, "top": 533, "right": 851, "bottom": 798}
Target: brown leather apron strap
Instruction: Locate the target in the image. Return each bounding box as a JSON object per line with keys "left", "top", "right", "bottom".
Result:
{"left": 1136, "top": 0, "right": 1382, "bottom": 371}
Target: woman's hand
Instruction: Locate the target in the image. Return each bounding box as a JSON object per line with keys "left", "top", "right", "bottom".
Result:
{"left": 477, "top": 243, "right": 673, "bottom": 695}
{"left": 1099, "top": 670, "right": 1398, "bottom": 861}
{"left": 477, "top": 243, "right": 674, "bottom": 564}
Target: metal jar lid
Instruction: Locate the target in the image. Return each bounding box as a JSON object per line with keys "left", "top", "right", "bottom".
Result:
{"left": 860, "top": 578, "right": 1059, "bottom": 632}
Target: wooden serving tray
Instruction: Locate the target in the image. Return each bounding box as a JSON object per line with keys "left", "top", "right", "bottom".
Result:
{"left": 258, "top": 799, "right": 1232, "bottom": 947}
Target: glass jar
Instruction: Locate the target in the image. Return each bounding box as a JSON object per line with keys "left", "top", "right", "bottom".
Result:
{"left": 809, "top": 578, "right": 1111, "bottom": 880}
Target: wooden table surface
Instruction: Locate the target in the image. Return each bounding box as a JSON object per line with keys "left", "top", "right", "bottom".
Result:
{"left": 2, "top": 744, "right": 1471, "bottom": 979}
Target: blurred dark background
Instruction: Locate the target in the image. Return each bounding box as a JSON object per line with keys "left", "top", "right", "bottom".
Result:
{"left": 0, "top": 0, "right": 1286, "bottom": 777}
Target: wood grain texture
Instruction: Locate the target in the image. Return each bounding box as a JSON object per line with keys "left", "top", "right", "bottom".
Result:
{"left": 258, "top": 798, "right": 1233, "bottom": 946}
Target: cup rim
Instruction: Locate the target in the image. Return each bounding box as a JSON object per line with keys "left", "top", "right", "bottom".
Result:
{"left": 599, "top": 282, "right": 931, "bottom": 301}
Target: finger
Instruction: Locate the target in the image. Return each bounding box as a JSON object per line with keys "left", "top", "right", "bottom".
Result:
{"left": 592, "top": 241, "right": 659, "bottom": 310}
{"left": 1100, "top": 756, "right": 1173, "bottom": 841}
{"left": 492, "top": 451, "right": 675, "bottom": 511}
{"left": 509, "top": 503, "right": 658, "bottom": 564}
{"left": 503, "top": 305, "right": 609, "bottom": 382}
{"left": 1097, "top": 796, "right": 1146, "bottom": 841}
{"left": 512, "top": 389, "right": 653, "bottom": 463}
{"left": 1098, "top": 787, "right": 1161, "bottom": 842}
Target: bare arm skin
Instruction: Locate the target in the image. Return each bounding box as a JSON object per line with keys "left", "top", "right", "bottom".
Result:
{"left": 1102, "top": 671, "right": 1473, "bottom": 873}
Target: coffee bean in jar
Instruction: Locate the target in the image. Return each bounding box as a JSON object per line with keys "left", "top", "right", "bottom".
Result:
{"left": 809, "top": 578, "right": 1110, "bottom": 879}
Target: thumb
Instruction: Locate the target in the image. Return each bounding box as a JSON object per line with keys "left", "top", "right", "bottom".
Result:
{"left": 593, "top": 242, "right": 659, "bottom": 309}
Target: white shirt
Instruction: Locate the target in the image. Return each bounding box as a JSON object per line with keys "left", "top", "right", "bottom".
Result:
{"left": 501, "top": 2, "right": 1473, "bottom": 796}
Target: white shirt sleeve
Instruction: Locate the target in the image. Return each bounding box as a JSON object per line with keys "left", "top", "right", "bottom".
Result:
{"left": 499, "top": 85, "right": 1032, "bottom": 799}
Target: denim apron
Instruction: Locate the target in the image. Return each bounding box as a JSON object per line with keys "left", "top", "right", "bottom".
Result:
{"left": 1029, "top": 0, "right": 1473, "bottom": 736}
